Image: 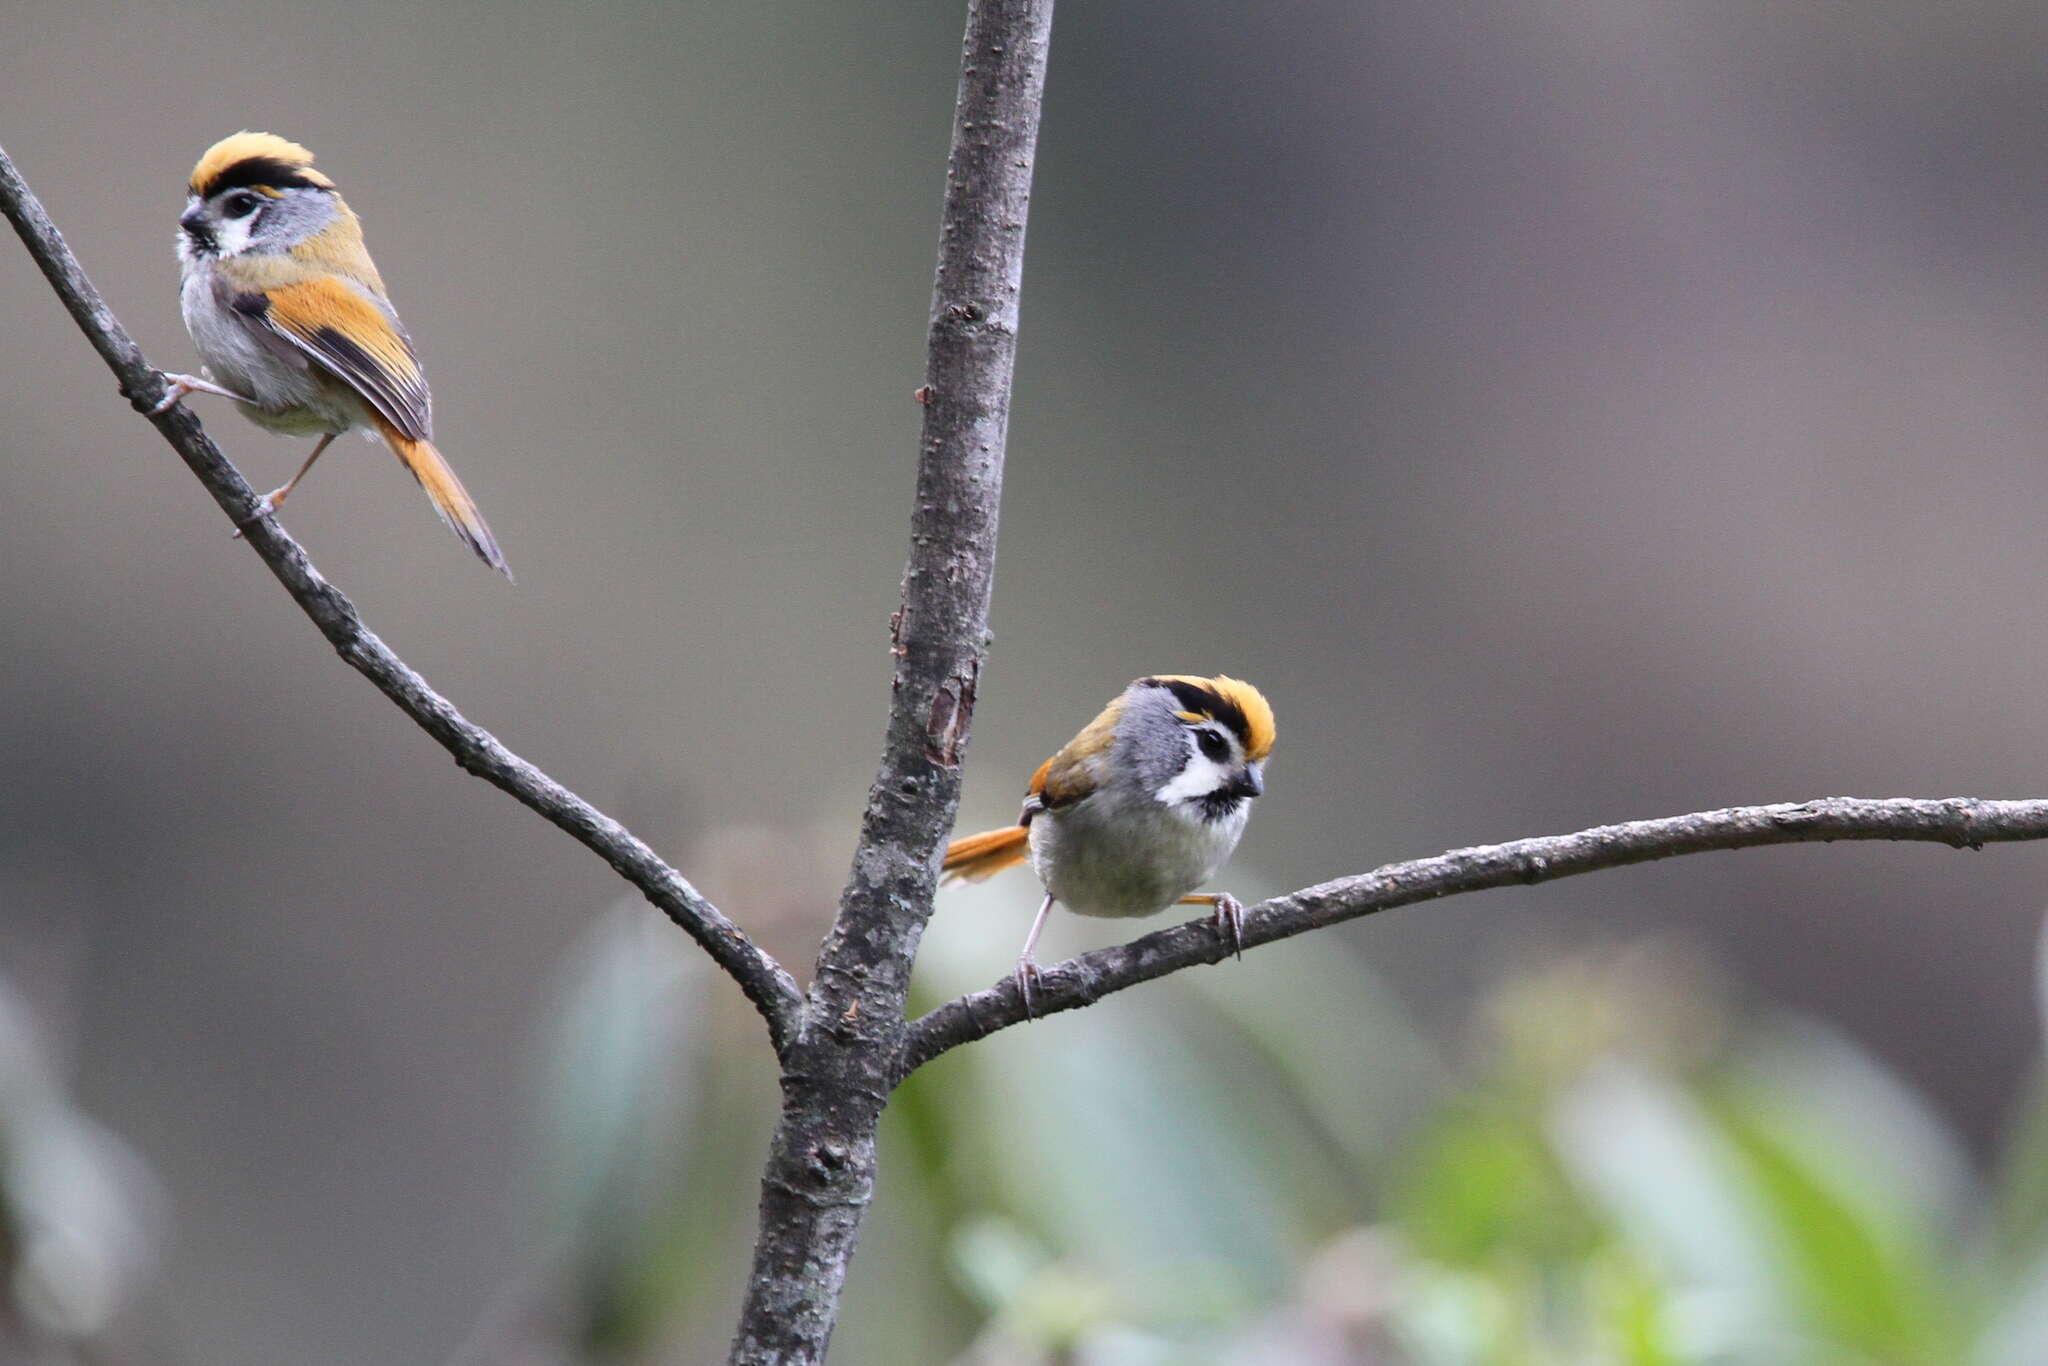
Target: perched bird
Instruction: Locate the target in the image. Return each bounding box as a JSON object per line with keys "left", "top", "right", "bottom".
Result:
{"left": 157, "top": 132, "right": 509, "bottom": 576}
{"left": 943, "top": 675, "right": 1275, "bottom": 1012}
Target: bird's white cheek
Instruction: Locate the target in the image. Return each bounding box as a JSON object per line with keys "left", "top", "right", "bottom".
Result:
{"left": 213, "top": 216, "right": 255, "bottom": 256}
{"left": 1152, "top": 754, "right": 1230, "bottom": 806}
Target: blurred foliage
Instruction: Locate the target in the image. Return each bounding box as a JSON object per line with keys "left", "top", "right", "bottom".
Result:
{"left": 0, "top": 970, "right": 163, "bottom": 1365}
{"left": 16, "top": 896, "right": 2048, "bottom": 1366}
{"left": 508, "top": 890, "right": 2048, "bottom": 1366}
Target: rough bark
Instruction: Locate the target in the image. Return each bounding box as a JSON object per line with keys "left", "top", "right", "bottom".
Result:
{"left": 723, "top": 1, "right": 1054, "bottom": 1361}
{"left": 900, "top": 795, "right": 2048, "bottom": 1072}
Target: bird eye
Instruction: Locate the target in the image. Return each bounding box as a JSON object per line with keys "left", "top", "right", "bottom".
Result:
{"left": 222, "top": 192, "right": 262, "bottom": 217}
{"left": 1195, "top": 729, "right": 1230, "bottom": 762}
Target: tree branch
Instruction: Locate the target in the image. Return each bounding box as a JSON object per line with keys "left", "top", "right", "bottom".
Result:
{"left": 725, "top": 2, "right": 1052, "bottom": 1361}
{"left": 901, "top": 795, "right": 2048, "bottom": 1073}
{"left": 0, "top": 142, "right": 805, "bottom": 1057}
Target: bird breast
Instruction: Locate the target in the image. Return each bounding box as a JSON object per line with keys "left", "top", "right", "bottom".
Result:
{"left": 178, "top": 267, "right": 366, "bottom": 436}
{"left": 1029, "top": 788, "right": 1249, "bottom": 919}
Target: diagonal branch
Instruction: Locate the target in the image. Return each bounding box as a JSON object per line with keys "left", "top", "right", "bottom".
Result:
{"left": 0, "top": 142, "right": 805, "bottom": 1057}
{"left": 900, "top": 795, "right": 2048, "bottom": 1073}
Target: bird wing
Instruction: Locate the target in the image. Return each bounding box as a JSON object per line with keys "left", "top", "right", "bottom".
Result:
{"left": 1027, "top": 699, "right": 1121, "bottom": 812}
{"left": 234, "top": 276, "right": 432, "bottom": 441}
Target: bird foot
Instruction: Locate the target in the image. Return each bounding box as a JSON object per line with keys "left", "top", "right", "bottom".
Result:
{"left": 1013, "top": 957, "right": 1044, "bottom": 1020}
{"left": 150, "top": 371, "right": 251, "bottom": 413}
{"left": 230, "top": 489, "right": 284, "bottom": 539}
{"left": 1210, "top": 893, "right": 1246, "bottom": 960}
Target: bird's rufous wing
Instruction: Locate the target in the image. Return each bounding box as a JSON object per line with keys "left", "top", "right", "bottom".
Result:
{"left": 234, "top": 276, "right": 432, "bottom": 441}
{"left": 1026, "top": 695, "right": 1123, "bottom": 813}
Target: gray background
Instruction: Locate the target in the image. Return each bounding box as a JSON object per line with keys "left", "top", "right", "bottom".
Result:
{"left": 7, "top": 0, "right": 2048, "bottom": 1360}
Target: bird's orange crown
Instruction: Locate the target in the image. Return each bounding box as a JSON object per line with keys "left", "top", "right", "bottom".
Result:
{"left": 190, "top": 132, "right": 334, "bottom": 200}
{"left": 1144, "top": 675, "right": 1276, "bottom": 761}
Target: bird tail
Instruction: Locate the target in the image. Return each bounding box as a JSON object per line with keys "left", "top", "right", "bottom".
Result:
{"left": 370, "top": 415, "right": 512, "bottom": 579}
{"left": 941, "top": 825, "right": 1030, "bottom": 884}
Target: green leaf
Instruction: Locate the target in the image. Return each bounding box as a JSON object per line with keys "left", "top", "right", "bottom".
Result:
{"left": 1392, "top": 1098, "right": 1592, "bottom": 1268}
{"left": 1588, "top": 1250, "right": 1680, "bottom": 1366}
{"left": 1549, "top": 1063, "right": 1780, "bottom": 1303}
{"left": 1701, "top": 1085, "right": 1957, "bottom": 1361}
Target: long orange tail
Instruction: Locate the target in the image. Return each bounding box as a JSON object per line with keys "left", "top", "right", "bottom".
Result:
{"left": 941, "top": 825, "right": 1030, "bottom": 883}
{"left": 371, "top": 415, "right": 512, "bottom": 578}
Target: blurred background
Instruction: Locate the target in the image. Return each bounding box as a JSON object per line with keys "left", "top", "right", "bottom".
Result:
{"left": 8, "top": 0, "right": 2048, "bottom": 1361}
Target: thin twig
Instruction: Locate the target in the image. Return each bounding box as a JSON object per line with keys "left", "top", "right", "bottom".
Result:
{"left": 901, "top": 795, "right": 2048, "bottom": 1073}
{"left": 0, "top": 142, "right": 804, "bottom": 1056}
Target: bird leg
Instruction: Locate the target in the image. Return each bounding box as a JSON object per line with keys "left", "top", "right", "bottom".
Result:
{"left": 1013, "top": 892, "right": 1056, "bottom": 1019}
{"left": 232, "top": 433, "right": 338, "bottom": 538}
{"left": 150, "top": 371, "right": 253, "bottom": 413}
{"left": 1180, "top": 892, "right": 1246, "bottom": 960}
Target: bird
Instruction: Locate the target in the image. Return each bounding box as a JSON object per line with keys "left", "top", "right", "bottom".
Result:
{"left": 156, "top": 131, "right": 509, "bottom": 576}
{"left": 942, "top": 674, "right": 1274, "bottom": 1014}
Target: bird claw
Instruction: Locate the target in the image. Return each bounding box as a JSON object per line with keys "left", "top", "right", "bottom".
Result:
{"left": 151, "top": 371, "right": 252, "bottom": 413}
{"left": 230, "top": 490, "right": 282, "bottom": 539}
{"left": 148, "top": 374, "right": 199, "bottom": 414}
{"left": 1211, "top": 893, "right": 1246, "bottom": 960}
{"left": 1013, "top": 958, "right": 1044, "bottom": 1020}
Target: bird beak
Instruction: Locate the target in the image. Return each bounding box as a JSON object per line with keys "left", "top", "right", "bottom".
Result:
{"left": 1228, "top": 762, "right": 1264, "bottom": 800}
{"left": 179, "top": 204, "right": 214, "bottom": 252}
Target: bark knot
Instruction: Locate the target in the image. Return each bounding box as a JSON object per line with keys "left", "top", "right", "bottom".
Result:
{"left": 924, "top": 661, "right": 979, "bottom": 767}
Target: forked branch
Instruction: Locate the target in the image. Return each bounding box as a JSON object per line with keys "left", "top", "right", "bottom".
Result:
{"left": 19, "top": 37, "right": 2047, "bottom": 1366}
{"left": 901, "top": 795, "right": 2048, "bottom": 1073}
{"left": 0, "top": 143, "right": 804, "bottom": 1056}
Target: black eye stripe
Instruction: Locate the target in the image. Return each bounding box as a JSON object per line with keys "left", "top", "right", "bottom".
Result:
{"left": 1142, "top": 676, "right": 1253, "bottom": 753}
{"left": 196, "top": 156, "right": 327, "bottom": 200}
